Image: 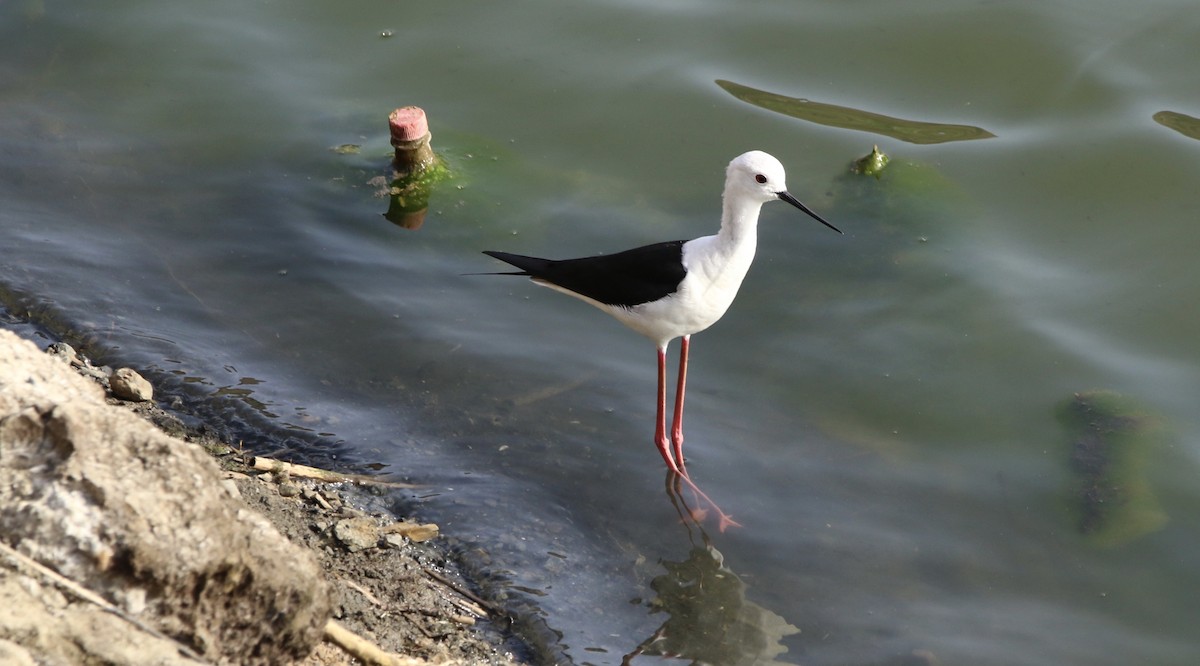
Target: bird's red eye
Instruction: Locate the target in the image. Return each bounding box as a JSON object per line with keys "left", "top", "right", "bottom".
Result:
{"left": 755, "top": 174, "right": 767, "bottom": 184}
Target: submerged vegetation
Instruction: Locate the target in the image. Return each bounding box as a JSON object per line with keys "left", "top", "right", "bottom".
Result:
{"left": 1058, "top": 390, "right": 1167, "bottom": 547}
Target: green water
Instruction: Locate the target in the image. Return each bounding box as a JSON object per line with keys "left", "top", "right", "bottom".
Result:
{"left": 3, "top": 0, "right": 1200, "bottom": 663}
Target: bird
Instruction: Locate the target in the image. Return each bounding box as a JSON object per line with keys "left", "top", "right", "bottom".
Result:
{"left": 483, "top": 150, "right": 841, "bottom": 478}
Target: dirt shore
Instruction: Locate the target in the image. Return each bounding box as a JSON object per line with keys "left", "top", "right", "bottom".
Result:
{"left": 0, "top": 326, "right": 529, "bottom": 665}
{"left": 156, "top": 407, "right": 527, "bottom": 665}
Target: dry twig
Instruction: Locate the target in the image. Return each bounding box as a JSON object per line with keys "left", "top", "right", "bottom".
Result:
{"left": 249, "top": 456, "right": 420, "bottom": 488}
{"left": 323, "top": 620, "right": 436, "bottom": 666}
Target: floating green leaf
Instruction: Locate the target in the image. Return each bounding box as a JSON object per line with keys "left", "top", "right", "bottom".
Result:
{"left": 1153, "top": 110, "right": 1200, "bottom": 141}
{"left": 716, "top": 79, "right": 995, "bottom": 145}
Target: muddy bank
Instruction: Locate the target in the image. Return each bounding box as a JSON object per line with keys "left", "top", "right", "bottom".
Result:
{"left": 0, "top": 328, "right": 526, "bottom": 665}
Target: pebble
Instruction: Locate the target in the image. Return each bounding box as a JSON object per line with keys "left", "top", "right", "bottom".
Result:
{"left": 120, "top": 587, "right": 147, "bottom": 615}
{"left": 46, "top": 342, "right": 78, "bottom": 365}
{"left": 109, "top": 367, "right": 153, "bottom": 402}
{"left": 44, "top": 342, "right": 108, "bottom": 381}
{"left": 333, "top": 517, "right": 380, "bottom": 553}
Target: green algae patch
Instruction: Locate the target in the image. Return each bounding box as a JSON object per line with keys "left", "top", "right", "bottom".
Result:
{"left": 389, "top": 158, "right": 452, "bottom": 203}
{"left": 1058, "top": 390, "right": 1167, "bottom": 548}
{"left": 794, "top": 146, "right": 976, "bottom": 454}
{"left": 852, "top": 145, "right": 890, "bottom": 178}
{"left": 830, "top": 145, "right": 970, "bottom": 256}
{"left": 382, "top": 158, "right": 453, "bottom": 228}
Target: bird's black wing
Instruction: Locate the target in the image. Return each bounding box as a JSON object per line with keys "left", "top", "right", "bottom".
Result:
{"left": 483, "top": 240, "right": 687, "bottom": 308}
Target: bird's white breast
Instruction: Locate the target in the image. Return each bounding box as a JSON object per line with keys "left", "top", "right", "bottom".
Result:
{"left": 604, "top": 232, "right": 757, "bottom": 347}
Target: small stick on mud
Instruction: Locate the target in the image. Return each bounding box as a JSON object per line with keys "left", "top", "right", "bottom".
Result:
{"left": 340, "top": 578, "right": 384, "bottom": 607}
{"left": 323, "top": 619, "right": 435, "bottom": 666}
{"left": 249, "top": 456, "right": 420, "bottom": 489}
{"left": 382, "top": 521, "right": 440, "bottom": 543}
{"left": 421, "top": 566, "right": 500, "bottom": 617}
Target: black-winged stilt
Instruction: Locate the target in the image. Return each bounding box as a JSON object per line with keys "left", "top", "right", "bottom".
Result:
{"left": 484, "top": 150, "right": 841, "bottom": 477}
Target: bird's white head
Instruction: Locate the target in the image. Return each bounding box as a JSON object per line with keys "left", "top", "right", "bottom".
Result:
{"left": 725, "top": 150, "right": 789, "bottom": 204}
{"left": 724, "top": 150, "right": 843, "bottom": 234}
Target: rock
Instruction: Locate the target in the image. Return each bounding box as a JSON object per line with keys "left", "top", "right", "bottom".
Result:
{"left": 109, "top": 367, "right": 153, "bottom": 402}
{"left": 333, "top": 517, "right": 380, "bottom": 553}
{"left": 76, "top": 362, "right": 111, "bottom": 383}
{"left": 45, "top": 342, "right": 78, "bottom": 366}
{"left": 0, "top": 572, "right": 199, "bottom": 666}
{"left": 0, "top": 638, "right": 36, "bottom": 666}
{"left": 0, "top": 330, "right": 331, "bottom": 664}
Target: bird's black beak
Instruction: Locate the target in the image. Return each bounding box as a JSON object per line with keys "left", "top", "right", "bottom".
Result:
{"left": 778, "top": 191, "right": 842, "bottom": 234}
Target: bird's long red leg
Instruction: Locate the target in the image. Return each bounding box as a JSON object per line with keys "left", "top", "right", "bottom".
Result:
{"left": 667, "top": 470, "right": 742, "bottom": 532}
{"left": 654, "top": 344, "right": 683, "bottom": 475}
{"left": 671, "top": 335, "right": 690, "bottom": 476}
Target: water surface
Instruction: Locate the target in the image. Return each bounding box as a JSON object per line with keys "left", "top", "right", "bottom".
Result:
{"left": 3, "top": 1, "right": 1200, "bottom": 663}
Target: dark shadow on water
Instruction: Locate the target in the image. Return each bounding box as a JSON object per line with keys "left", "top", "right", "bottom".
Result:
{"left": 622, "top": 472, "right": 799, "bottom": 665}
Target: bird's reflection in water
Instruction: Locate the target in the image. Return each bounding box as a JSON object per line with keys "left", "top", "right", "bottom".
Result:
{"left": 668, "top": 469, "right": 741, "bottom": 533}
{"left": 621, "top": 473, "right": 799, "bottom": 665}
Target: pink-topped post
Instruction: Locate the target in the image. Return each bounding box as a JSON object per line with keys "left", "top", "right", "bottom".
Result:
{"left": 389, "top": 106, "right": 436, "bottom": 173}
{"left": 383, "top": 106, "right": 446, "bottom": 229}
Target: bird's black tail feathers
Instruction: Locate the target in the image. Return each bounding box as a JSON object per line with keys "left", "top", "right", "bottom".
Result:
{"left": 462, "top": 251, "right": 537, "bottom": 276}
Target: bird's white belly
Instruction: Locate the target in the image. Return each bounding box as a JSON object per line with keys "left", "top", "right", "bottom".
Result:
{"left": 608, "top": 241, "right": 754, "bottom": 347}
